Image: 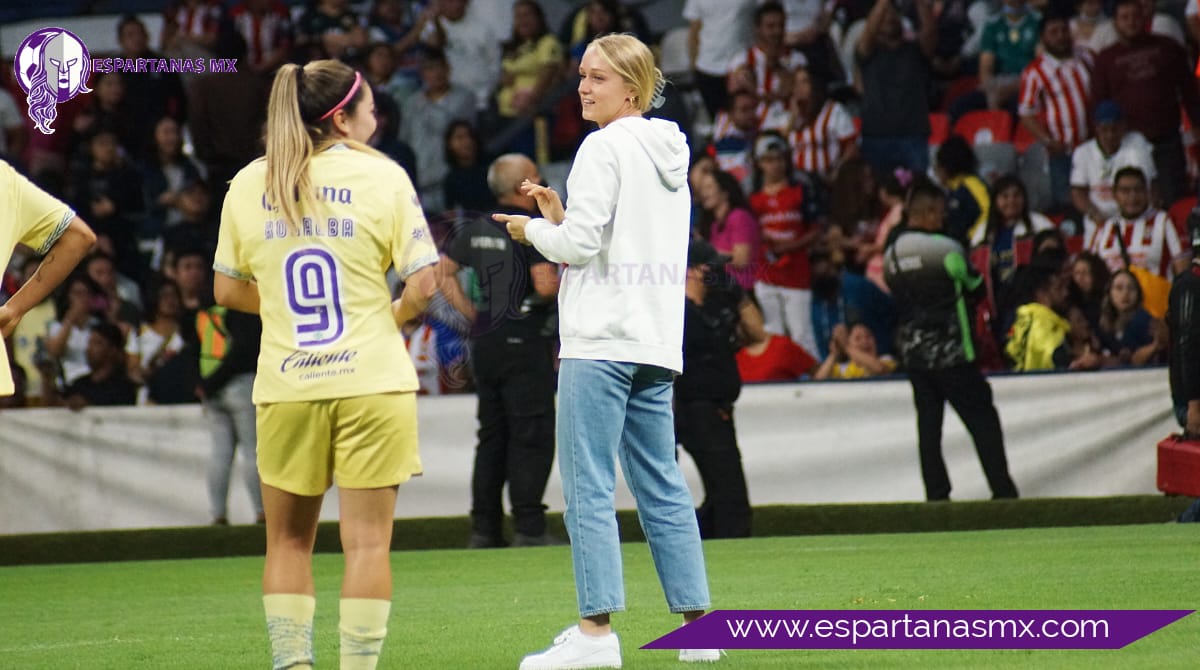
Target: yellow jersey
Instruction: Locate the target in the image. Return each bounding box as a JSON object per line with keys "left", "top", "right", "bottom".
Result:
{"left": 0, "top": 160, "right": 75, "bottom": 397}
{"left": 214, "top": 147, "right": 438, "bottom": 404}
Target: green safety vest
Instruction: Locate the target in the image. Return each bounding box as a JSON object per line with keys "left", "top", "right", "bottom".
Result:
{"left": 196, "top": 306, "right": 230, "bottom": 378}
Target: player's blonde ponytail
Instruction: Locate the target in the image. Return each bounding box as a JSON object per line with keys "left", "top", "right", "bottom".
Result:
{"left": 263, "top": 60, "right": 386, "bottom": 230}
{"left": 265, "top": 63, "right": 315, "bottom": 230}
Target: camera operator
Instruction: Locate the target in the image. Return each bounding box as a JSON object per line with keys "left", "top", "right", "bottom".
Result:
{"left": 675, "top": 239, "right": 764, "bottom": 538}
{"left": 1168, "top": 211, "right": 1200, "bottom": 522}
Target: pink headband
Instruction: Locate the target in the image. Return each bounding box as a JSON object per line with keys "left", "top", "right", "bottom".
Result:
{"left": 318, "top": 71, "right": 363, "bottom": 121}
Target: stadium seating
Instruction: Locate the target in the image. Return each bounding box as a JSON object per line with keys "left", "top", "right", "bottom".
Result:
{"left": 928, "top": 112, "right": 950, "bottom": 147}
{"left": 953, "top": 110, "right": 1013, "bottom": 145}
{"left": 940, "top": 75, "right": 979, "bottom": 112}
{"left": 1013, "top": 121, "right": 1038, "bottom": 154}
{"left": 1168, "top": 195, "right": 1197, "bottom": 243}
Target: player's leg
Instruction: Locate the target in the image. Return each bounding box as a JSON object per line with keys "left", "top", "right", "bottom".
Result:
{"left": 331, "top": 392, "right": 422, "bottom": 670}
{"left": 258, "top": 400, "right": 334, "bottom": 670}
{"left": 262, "top": 484, "right": 324, "bottom": 670}
{"left": 338, "top": 486, "right": 399, "bottom": 670}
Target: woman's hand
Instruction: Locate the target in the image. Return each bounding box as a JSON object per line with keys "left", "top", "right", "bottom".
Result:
{"left": 0, "top": 304, "right": 21, "bottom": 338}
{"left": 494, "top": 213, "right": 533, "bottom": 245}
{"left": 520, "top": 180, "right": 565, "bottom": 223}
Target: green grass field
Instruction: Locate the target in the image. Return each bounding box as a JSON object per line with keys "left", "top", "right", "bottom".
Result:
{"left": 0, "top": 524, "right": 1195, "bottom": 669}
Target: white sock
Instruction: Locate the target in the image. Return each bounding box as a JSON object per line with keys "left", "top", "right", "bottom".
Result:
{"left": 263, "top": 594, "right": 316, "bottom": 670}
{"left": 339, "top": 598, "right": 392, "bottom": 670}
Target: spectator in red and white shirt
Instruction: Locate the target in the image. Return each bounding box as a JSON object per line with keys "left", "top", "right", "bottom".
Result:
{"left": 1070, "top": 100, "right": 1157, "bottom": 240}
{"left": 1089, "top": 166, "right": 1183, "bottom": 278}
{"left": 163, "top": 0, "right": 226, "bottom": 61}
{"left": 728, "top": 1, "right": 808, "bottom": 131}
{"left": 708, "top": 90, "right": 762, "bottom": 195}
{"left": 1018, "top": 8, "right": 1093, "bottom": 211}
{"left": 229, "top": 0, "right": 294, "bottom": 74}
{"left": 749, "top": 133, "right": 821, "bottom": 353}
{"left": 781, "top": 66, "right": 857, "bottom": 182}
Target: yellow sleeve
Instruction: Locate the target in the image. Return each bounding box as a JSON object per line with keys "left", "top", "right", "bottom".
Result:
{"left": 1004, "top": 308, "right": 1031, "bottom": 371}
{"left": 390, "top": 167, "right": 439, "bottom": 279}
{"left": 214, "top": 175, "right": 253, "bottom": 280}
{"left": 967, "top": 176, "right": 991, "bottom": 243}
{"left": 536, "top": 34, "right": 564, "bottom": 65}
{"left": 9, "top": 163, "right": 74, "bottom": 254}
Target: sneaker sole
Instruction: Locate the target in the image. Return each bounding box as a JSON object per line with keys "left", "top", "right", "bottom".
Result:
{"left": 519, "top": 652, "right": 622, "bottom": 670}
{"left": 519, "top": 659, "right": 621, "bottom": 670}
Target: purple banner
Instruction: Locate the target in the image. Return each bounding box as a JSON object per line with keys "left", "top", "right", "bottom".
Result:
{"left": 641, "top": 610, "right": 1192, "bottom": 650}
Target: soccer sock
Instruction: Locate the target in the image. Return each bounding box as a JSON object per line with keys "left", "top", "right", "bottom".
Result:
{"left": 339, "top": 598, "right": 392, "bottom": 670}
{"left": 263, "top": 594, "right": 316, "bottom": 670}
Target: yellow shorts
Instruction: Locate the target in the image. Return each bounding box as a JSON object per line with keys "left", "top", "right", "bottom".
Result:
{"left": 256, "top": 392, "right": 422, "bottom": 496}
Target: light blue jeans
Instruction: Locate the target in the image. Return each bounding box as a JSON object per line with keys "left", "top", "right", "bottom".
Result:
{"left": 205, "top": 372, "right": 264, "bottom": 520}
{"left": 557, "top": 359, "right": 711, "bottom": 617}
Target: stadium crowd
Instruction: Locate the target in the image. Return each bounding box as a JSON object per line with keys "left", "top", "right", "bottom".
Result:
{"left": 1, "top": 0, "right": 1198, "bottom": 412}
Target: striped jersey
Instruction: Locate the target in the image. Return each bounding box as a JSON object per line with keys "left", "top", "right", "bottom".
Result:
{"left": 1089, "top": 208, "right": 1183, "bottom": 279}
{"left": 1018, "top": 49, "right": 1093, "bottom": 147}
{"left": 727, "top": 45, "right": 807, "bottom": 130}
{"left": 786, "top": 100, "right": 856, "bottom": 177}
{"left": 229, "top": 2, "right": 293, "bottom": 70}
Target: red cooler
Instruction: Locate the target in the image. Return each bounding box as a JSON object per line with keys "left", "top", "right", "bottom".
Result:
{"left": 1157, "top": 435, "right": 1200, "bottom": 497}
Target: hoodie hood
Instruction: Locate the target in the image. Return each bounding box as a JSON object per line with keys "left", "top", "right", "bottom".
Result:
{"left": 611, "top": 116, "right": 690, "bottom": 190}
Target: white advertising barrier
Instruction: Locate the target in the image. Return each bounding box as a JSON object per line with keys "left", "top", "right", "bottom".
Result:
{"left": 0, "top": 368, "right": 1176, "bottom": 534}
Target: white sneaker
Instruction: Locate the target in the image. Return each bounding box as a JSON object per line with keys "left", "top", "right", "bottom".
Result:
{"left": 678, "top": 648, "right": 723, "bottom": 663}
{"left": 519, "top": 625, "right": 622, "bottom": 669}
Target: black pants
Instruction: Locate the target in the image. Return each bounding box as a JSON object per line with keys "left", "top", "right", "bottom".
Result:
{"left": 675, "top": 398, "right": 752, "bottom": 539}
{"left": 694, "top": 71, "right": 730, "bottom": 120}
{"left": 469, "top": 337, "right": 556, "bottom": 538}
{"left": 1151, "top": 136, "right": 1187, "bottom": 207}
{"left": 907, "top": 365, "right": 1018, "bottom": 501}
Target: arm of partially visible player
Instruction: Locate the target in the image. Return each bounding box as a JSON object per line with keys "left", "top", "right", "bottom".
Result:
{"left": 436, "top": 254, "right": 477, "bottom": 321}
{"left": 213, "top": 273, "right": 261, "bottom": 314}
{"left": 392, "top": 264, "right": 439, "bottom": 326}
{"left": 0, "top": 217, "right": 96, "bottom": 338}
{"left": 390, "top": 169, "right": 442, "bottom": 326}
{"left": 212, "top": 178, "right": 259, "bottom": 313}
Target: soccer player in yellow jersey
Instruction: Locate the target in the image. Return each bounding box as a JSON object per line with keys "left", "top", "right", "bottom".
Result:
{"left": 0, "top": 160, "right": 96, "bottom": 397}
{"left": 213, "top": 60, "right": 439, "bottom": 670}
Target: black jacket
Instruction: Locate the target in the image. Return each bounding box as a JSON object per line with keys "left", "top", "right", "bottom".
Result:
{"left": 1168, "top": 263, "right": 1200, "bottom": 408}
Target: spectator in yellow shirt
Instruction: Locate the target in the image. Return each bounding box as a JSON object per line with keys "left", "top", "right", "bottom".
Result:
{"left": 814, "top": 322, "right": 898, "bottom": 379}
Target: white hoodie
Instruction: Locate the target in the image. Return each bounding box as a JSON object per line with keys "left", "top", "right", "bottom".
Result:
{"left": 525, "top": 116, "right": 691, "bottom": 373}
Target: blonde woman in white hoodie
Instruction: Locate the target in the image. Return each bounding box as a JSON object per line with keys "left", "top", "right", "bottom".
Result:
{"left": 496, "top": 34, "right": 718, "bottom": 669}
